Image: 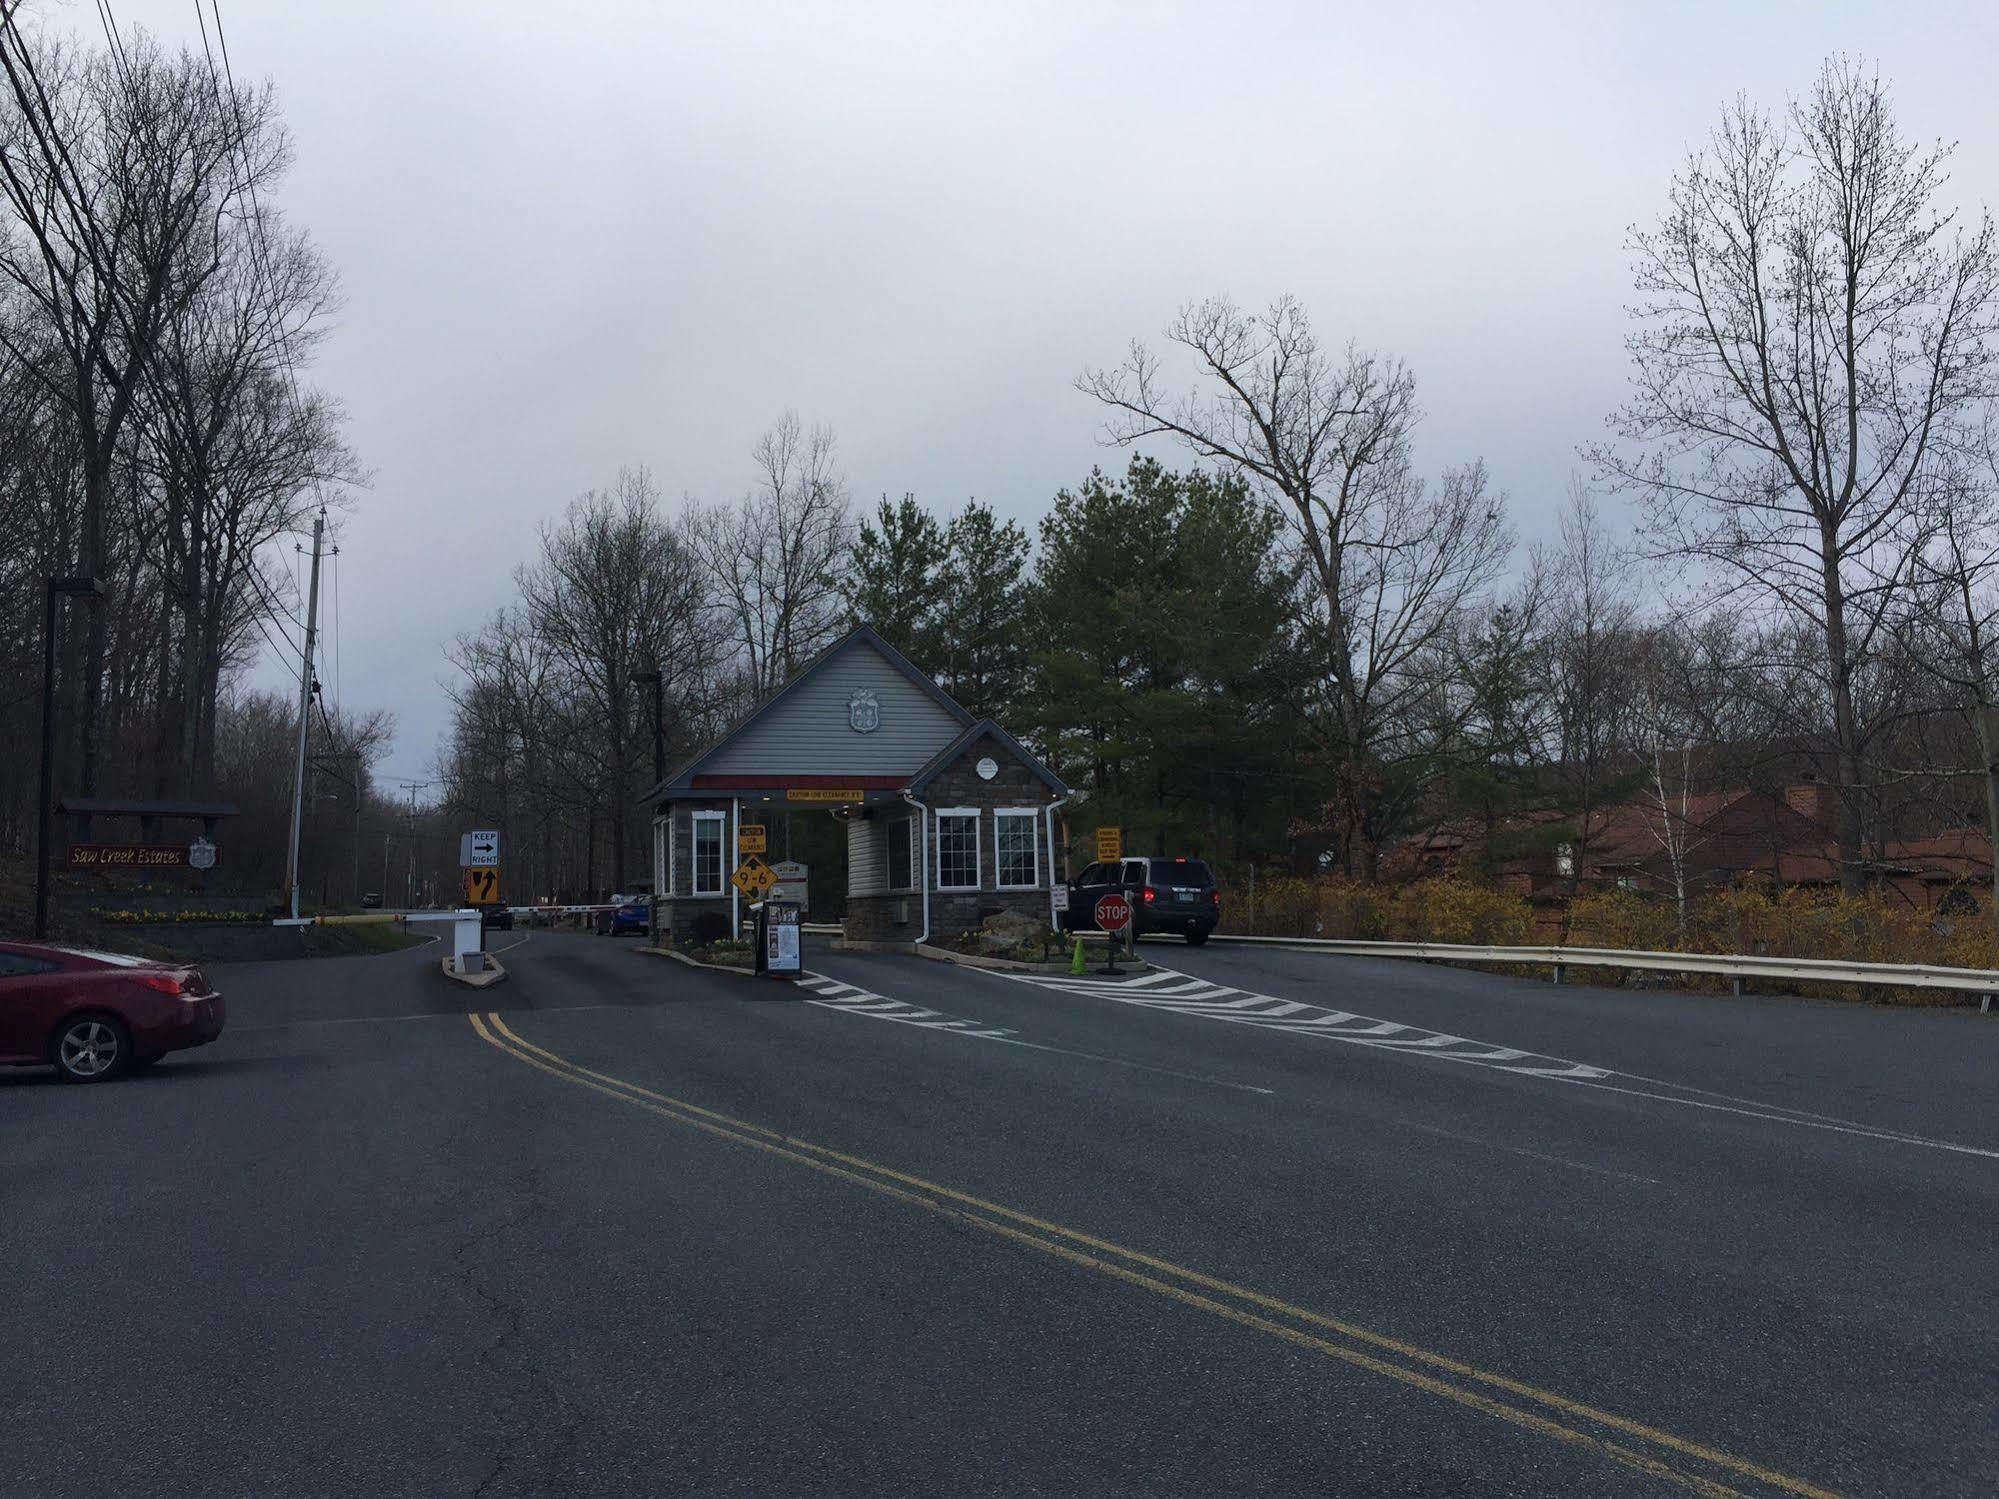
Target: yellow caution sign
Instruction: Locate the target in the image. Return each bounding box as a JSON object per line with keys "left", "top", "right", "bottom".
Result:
{"left": 738, "top": 824, "right": 767, "bottom": 854}
{"left": 1095, "top": 826, "right": 1122, "bottom": 862}
{"left": 464, "top": 867, "right": 501, "bottom": 905}
{"left": 730, "top": 855, "right": 778, "bottom": 899}
{"left": 788, "top": 788, "right": 865, "bottom": 804}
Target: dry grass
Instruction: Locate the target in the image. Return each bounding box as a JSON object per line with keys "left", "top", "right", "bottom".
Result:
{"left": 1225, "top": 873, "right": 1995, "bottom": 1005}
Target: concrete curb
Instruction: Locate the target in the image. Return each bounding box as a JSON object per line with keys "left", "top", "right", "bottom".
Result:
{"left": 913, "top": 942, "right": 1153, "bottom": 976}
{"left": 635, "top": 945, "right": 758, "bottom": 978}
{"left": 439, "top": 954, "right": 507, "bottom": 989}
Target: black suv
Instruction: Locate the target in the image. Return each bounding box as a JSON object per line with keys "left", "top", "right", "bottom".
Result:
{"left": 1063, "top": 856, "right": 1219, "bottom": 945}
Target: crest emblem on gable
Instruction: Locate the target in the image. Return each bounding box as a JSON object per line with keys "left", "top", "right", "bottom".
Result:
{"left": 848, "top": 689, "right": 881, "bottom": 734}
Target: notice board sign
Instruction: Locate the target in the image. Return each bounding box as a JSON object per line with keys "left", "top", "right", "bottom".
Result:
{"left": 763, "top": 902, "right": 801, "bottom": 976}
{"left": 771, "top": 859, "right": 808, "bottom": 908}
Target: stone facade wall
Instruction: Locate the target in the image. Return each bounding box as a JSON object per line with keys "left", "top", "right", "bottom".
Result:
{"left": 845, "top": 892, "right": 916, "bottom": 943}
{"left": 659, "top": 798, "right": 738, "bottom": 943}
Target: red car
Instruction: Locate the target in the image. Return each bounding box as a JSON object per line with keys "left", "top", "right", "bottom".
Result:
{"left": 0, "top": 941, "right": 224, "bottom": 1082}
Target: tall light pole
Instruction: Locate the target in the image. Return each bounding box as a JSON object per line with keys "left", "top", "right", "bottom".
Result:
{"left": 632, "top": 668, "right": 665, "bottom": 787}
{"left": 633, "top": 669, "right": 666, "bottom": 931}
{"left": 35, "top": 576, "right": 104, "bottom": 940}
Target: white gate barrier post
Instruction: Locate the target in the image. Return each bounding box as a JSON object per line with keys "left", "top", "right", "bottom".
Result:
{"left": 451, "top": 909, "right": 484, "bottom": 975}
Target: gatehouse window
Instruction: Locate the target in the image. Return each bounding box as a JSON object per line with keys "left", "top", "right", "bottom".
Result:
{"left": 937, "top": 809, "right": 980, "bottom": 891}
{"left": 995, "top": 809, "right": 1039, "bottom": 889}
{"left": 693, "top": 811, "right": 726, "bottom": 895}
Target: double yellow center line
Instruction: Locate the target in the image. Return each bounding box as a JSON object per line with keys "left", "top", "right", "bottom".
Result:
{"left": 468, "top": 1011, "right": 1837, "bottom": 1499}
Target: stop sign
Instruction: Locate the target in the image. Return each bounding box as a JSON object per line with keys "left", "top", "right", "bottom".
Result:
{"left": 1094, "top": 892, "right": 1133, "bottom": 932}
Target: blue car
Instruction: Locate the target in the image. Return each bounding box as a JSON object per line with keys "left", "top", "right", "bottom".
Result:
{"left": 595, "top": 897, "right": 649, "bottom": 937}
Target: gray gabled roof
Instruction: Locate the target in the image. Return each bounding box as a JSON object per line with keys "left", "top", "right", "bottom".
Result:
{"left": 636, "top": 624, "right": 975, "bottom": 806}
{"left": 904, "top": 718, "right": 1069, "bottom": 799}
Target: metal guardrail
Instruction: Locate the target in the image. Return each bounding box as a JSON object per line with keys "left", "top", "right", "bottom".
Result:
{"left": 1199, "top": 933, "right": 1999, "bottom": 1007}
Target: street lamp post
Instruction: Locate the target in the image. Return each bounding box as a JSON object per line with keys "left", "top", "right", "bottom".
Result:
{"left": 35, "top": 576, "right": 103, "bottom": 940}
{"left": 632, "top": 669, "right": 665, "bottom": 787}
{"left": 633, "top": 669, "right": 666, "bottom": 933}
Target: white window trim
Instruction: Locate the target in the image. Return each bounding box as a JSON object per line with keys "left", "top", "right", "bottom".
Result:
{"left": 935, "top": 807, "right": 981, "bottom": 892}
{"left": 994, "top": 808, "right": 1040, "bottom": 890}
{"left": 692, "top": 811, "right": 727, "bottom": 896}
{"left": 655, "top": 815, "right": 673, "bottom": 898}
{"left": 885, "top": 814, "right": 917, "bottom": 894}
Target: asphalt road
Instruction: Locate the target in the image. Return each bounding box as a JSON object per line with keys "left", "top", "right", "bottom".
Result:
{"left": 4, "top": 927, "right": 1995, "bottom": 1496}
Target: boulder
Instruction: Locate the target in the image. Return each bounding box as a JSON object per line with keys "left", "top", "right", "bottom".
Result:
{"left": 976, "top": 907, "right": 1046, "bottom": 954}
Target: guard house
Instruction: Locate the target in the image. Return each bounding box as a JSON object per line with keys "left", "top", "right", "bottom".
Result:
{"left": 639, "top": 626, "right": 1068, "bottom": 946}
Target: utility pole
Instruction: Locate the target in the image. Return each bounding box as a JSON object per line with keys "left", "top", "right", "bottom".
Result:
{"left": 284, "top": 509, "right": 327, "bottom": 920}
{"left": 396, "top": 779, "right": 429, "bottom": 908}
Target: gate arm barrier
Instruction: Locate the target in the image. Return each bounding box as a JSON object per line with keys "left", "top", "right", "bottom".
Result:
{"left": 275, "top": 907, "right": 489, "bottom": 974}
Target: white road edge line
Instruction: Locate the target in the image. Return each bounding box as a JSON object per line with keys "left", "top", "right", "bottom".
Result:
{"left": 1016, "top": 962, "right": 1999, "bottom": 1162}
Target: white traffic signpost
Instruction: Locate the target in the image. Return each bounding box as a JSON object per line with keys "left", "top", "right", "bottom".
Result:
{"left": 1094, "top": 892, "right": 1133, "bottom": 975}
{"left": 460, "top": 830, "right": 500, "bottom": 867}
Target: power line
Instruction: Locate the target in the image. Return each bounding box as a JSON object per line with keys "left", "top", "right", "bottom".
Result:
{"left": 196, "top": 0, "right": 312, "bottom": 434}
{"left": 92, "top": 0, "right": 133, "bottom": 80}
{"left": 235, "top": 563, "right": 306, "bottom": 664}
{"left": 75, "top": 3, "right": 315, "bottom": 691}
{"left": 196, "top": 0, "right": 340, "bottom": 707}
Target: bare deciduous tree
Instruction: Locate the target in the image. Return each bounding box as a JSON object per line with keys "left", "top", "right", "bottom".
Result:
{"left": 514, "top": 467, "right": 716, "bottom": 891}
{"left": 0, "top": 20, "right": 282, "bottom": 793}
{"left": 1544, "top": 477, "right": 1641, "bottom": 892}
{"left": 1594, "top": 57, "right": 1999, "bottom": 892}
{"left": 141, "top": 213, "right": 354, "bottom": 787}
{"left": 1909, "top": 424, "right": 1999, "bottom": 933}
{"left": 1080, "top": 294, "right": 1512, "bottom": 874}
{"left": 692, "top": 410, "right": 854, "bottom": 699}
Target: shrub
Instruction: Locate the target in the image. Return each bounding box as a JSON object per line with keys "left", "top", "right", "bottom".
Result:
{"left": 1565, "top": 888, "right": 1680, "bottom": 953}
{"left": 688, "top": 910, "right": 731, "bottom": 948}
{"left": 1387, "top": 878, "right": 1531, "bottom": 945}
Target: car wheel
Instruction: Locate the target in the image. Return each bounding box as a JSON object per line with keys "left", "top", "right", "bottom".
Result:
{"left": 52, "top": 1013, "right": 132, "bottom": 1083}
{"left": 1186, "top": 927, "right": 1209, "bottom": 947}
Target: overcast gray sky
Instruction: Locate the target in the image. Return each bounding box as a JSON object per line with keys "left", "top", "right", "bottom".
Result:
{"left": 100, "top": 1, "right": 1999, "bottom": 783}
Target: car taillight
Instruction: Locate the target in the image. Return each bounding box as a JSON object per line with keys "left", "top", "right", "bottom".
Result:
{"left": 136, "top": 970, "right": 204, "bottom": 996}
{"left": 1142, "top": 886, "right": 1156, "bottom": 904}
{"left": 1207, "top": 889, "right": 1219, "bottom": 906}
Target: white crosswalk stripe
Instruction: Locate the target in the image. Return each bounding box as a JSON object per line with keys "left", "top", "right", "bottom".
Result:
{"left": 797, "top": 972, "right": 1014, "bottom": 1039}
{"left": 998, "top": 965, "right": 1610, "bottom": 1082}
